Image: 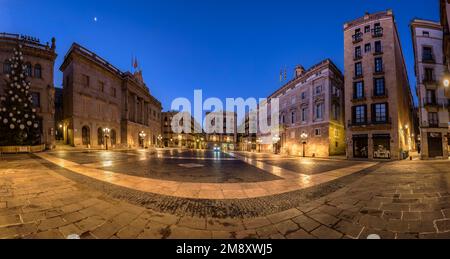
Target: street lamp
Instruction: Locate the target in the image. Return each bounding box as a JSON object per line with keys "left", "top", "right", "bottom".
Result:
{"left": 301, "top": 133, "right": 308, "bottom": 157}
{"left": 444, "top": 78, "right": 450, "bottom": 88}
{"left": 157, "top": 134, "right": 163, "bottom": 148}
{"left": 103, "top": 128, "right": 110, "bottom": 150}
{"left": 139, "top": 131, "right": 146, "bottom": 149}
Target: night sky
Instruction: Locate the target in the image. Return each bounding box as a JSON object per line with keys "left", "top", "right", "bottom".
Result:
{"left": 0, "top": 0, "right": 440, "bottom": 110}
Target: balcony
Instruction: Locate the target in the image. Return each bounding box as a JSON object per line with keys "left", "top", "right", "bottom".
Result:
{"left": 372, "top": 27, "right": 384, "bottom": 38}
{"left": 353, "top": 74, "right": 364, "bottom": 80}
{"left": 373, "top": 69, "right": 385, "bottom": 76}
{"left": 422, "top": 54, "right": 435, "bottom": 64}
{"left": 422, "top": 75, "right": 437, "bottom": 85}
{"left": 373, "top": 47, "right": 383, "bottom": 56}
{"left": 351, "top": 95, "right": 366, "bottom": 103}
{"left": 348, "top": 117, "right": 392, "bottom": 130}
{"left": 372, "top": 88, "right": 388, "bottom": 99}
{"left": 423, "top": 98, "right": 450, "bottom": 109}
{"left": 371, "top": 117, "right": 392, "bottom": 126}
{"left": 427, "top": 120, "right": 440, "bottom": 128}
{"left": 352, "top": 32, "right": 363, "bottom": 44}
{"left": 354, "top": 54, "right": 363, "bottom": 61}
{"left": 348, "top": 120, "right": 367, "bottom": 128}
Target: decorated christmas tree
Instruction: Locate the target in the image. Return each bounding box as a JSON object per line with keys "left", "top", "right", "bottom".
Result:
{"left": 0, "top": 44, "right": 42, "bottom": 146}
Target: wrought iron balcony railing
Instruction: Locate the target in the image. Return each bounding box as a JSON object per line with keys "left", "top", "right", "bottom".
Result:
{"left": 372, "top": 27, "right": 384, "bottom": 37}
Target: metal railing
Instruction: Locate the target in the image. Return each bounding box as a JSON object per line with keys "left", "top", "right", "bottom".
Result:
{"left": 423, "top": 98, "right": 449, "bottom": 108}
{"left": 352, "top": 32, "right": 363, "bottom": 43}
{"left": 0, "top": 32, "right": 51, "bottom": 51}
{"left": 372, "top": 27, "right": 384, "bottom": 37}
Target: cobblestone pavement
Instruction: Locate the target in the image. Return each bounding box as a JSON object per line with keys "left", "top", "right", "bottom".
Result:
{"left": 1, "top": 153, "right": 450, "bottom": 239}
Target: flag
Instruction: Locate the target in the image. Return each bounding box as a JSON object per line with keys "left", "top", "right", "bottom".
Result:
{"left": 133, "top": 57, "right": 138, "bottom": 69}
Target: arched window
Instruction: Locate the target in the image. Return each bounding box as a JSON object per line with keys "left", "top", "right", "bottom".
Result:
{"left": 98, "top": 128, "right": 104, "bottom": 145}
{"left": 3, "top": 60, "right": 11, "bottom": 74}
{"left": 82, "top": 126, "right": 90, "bottom": 146}
{"left": 34, "top": 64, "right": 42, "bottom": 78}
{"left": 24, "top": 63, "right": 32, "bottom": 77}
{"left": 110, "top": 130, "right": 116, "bottom": 146}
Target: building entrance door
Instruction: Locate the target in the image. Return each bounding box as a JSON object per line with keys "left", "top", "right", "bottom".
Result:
{"left": 428, "top": 133, "right": 443, "bottom": 158}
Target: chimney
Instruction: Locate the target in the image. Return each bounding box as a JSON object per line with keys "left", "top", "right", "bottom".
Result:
{"left": 295, "top": 65, "right": 305, "bottom": 78}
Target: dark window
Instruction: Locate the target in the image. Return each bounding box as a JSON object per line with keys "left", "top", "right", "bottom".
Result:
{"left": 374, "top": 41, "right": 382, "bottom": 53}
{"left": 373, "top": 103, "right": 388, "bottom": 123}
{"left": 353, "top": 105, "right": 366, "bottom": 124}
{"left": 354, "top": 28, "right": 362, "bottom": 41}
{"left": 353, "top": 135, "right": 368, "bottom": 158}
{"left": 429, "top": 112, "right": 439, "bottom": 126}
{"left": 423, "top": 31, "right": 430, "bottom": 37}
{"left": 98, "top": 128, "right": 104, "bottom": 145}
{"left": 315, "top": 128, "right": 321, "bottom": 136}
{"left": 353, "top": 81, "right": 364, "bottom": 99}
{"left": 291, "top": 112, "right": 296, "bottom": 124}
{"left": 424, "top": 68, "right": 434, "bottom": 82}
{"left": 355, "top": 46, "right": 362, "bottom": 59}
{"left": 332, "top": 104, "right": 340, "bottom": 120}
{"left": 34, "top": 64, "right": 42, "bottom": 78}
{"left": 375, "top": 57, "right": 383, "bottom": 73}
{"left": 426, "top": 90, "right": 436, "bottom": 104}
{"left": 82, "top": 126, "right": 90, "bottom": 145}
{"left": 422, "top": 47, "right": 434, "bottom": 62}
{"left": 302, "top": 108, "right": 307, "bottom": 122}
{"left": 374, "top": 78, "right": 385, "bottom": 96}
{"left": 111, "top": 130, "right": 116, "bottom": 146}
{"left": 315, "top": 103, "right": 324, "bottom": 120}
{"left": 31, "top": 92, "right": 41, "bottom": 108}
{"left": 25, "top": 63, "right": 32, "bottom": 77}
{"left": 82, "top": 74, "right": 90, "bottom": 87}
{"left": 99, "top": 81, "right": 105, "bottom": 92}
{"left": 365, "top": 43, "right": 371, "bottom": 53}
{"left": 355, "top": 62, "right": 363, "bottom": 77}
{"left": 3, "top": 60, "right": 11, "bottom": 74}
{"left": 365, "top": 25, "right": 371, "bottom": 33}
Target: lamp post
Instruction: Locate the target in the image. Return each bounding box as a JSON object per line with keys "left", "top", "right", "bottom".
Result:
{"left": 103, "top": 128, "right": 110, "bottom": 150}
{"left": 139, "top": 131, "right": 146, "bottom": 149}
{"left": 157, "top": 134, "right": 163, "bottom": 148}
{"left": 301, "top": 133, "right": 308, "bottom": 157}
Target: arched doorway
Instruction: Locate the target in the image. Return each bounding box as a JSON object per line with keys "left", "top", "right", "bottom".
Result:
{"left": 111, "top": 130, "right": 117, "bottom": 147}
{"left": 98, "top": 128, "right": 104, "bottom": 146}
{"left": 82, "top": 126, "right": 90, "bottom": 146}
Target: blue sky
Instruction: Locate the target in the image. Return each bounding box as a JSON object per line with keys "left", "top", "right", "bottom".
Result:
{"left": 0, "top": 0, "right": 440, "bottom": 110}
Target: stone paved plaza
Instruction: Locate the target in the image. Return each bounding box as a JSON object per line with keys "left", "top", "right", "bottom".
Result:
{"left": 1, "top": 149, "right": 450, "bottom": 239}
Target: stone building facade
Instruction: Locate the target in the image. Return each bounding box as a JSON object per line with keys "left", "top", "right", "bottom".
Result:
{"left": 0, "top": 33, "right": 57, "bottom": 149}
{"left": 60, "top": 43, "right": 162, "bottom": 149}
{"left": 258, "top": 59, "right": 346, "bottom": 157}
{"left": 162, "top": 111, "right": 204, "bottom": 149}
{"left": 204, "top": 111, "right": 237, "bottom": 151}
{"left": 411, "top": 19, "right": 450, "bottom": 159}
{"left": 344, "top": 10, "right": 415, "bottom": 160}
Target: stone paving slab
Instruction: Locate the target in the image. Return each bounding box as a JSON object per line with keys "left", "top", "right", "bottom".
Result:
{"left": 2, "top": 153, "right": 450, "bottom": 239}
{"left": 35, "top": 152, "right": 376, "bottom": 200}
